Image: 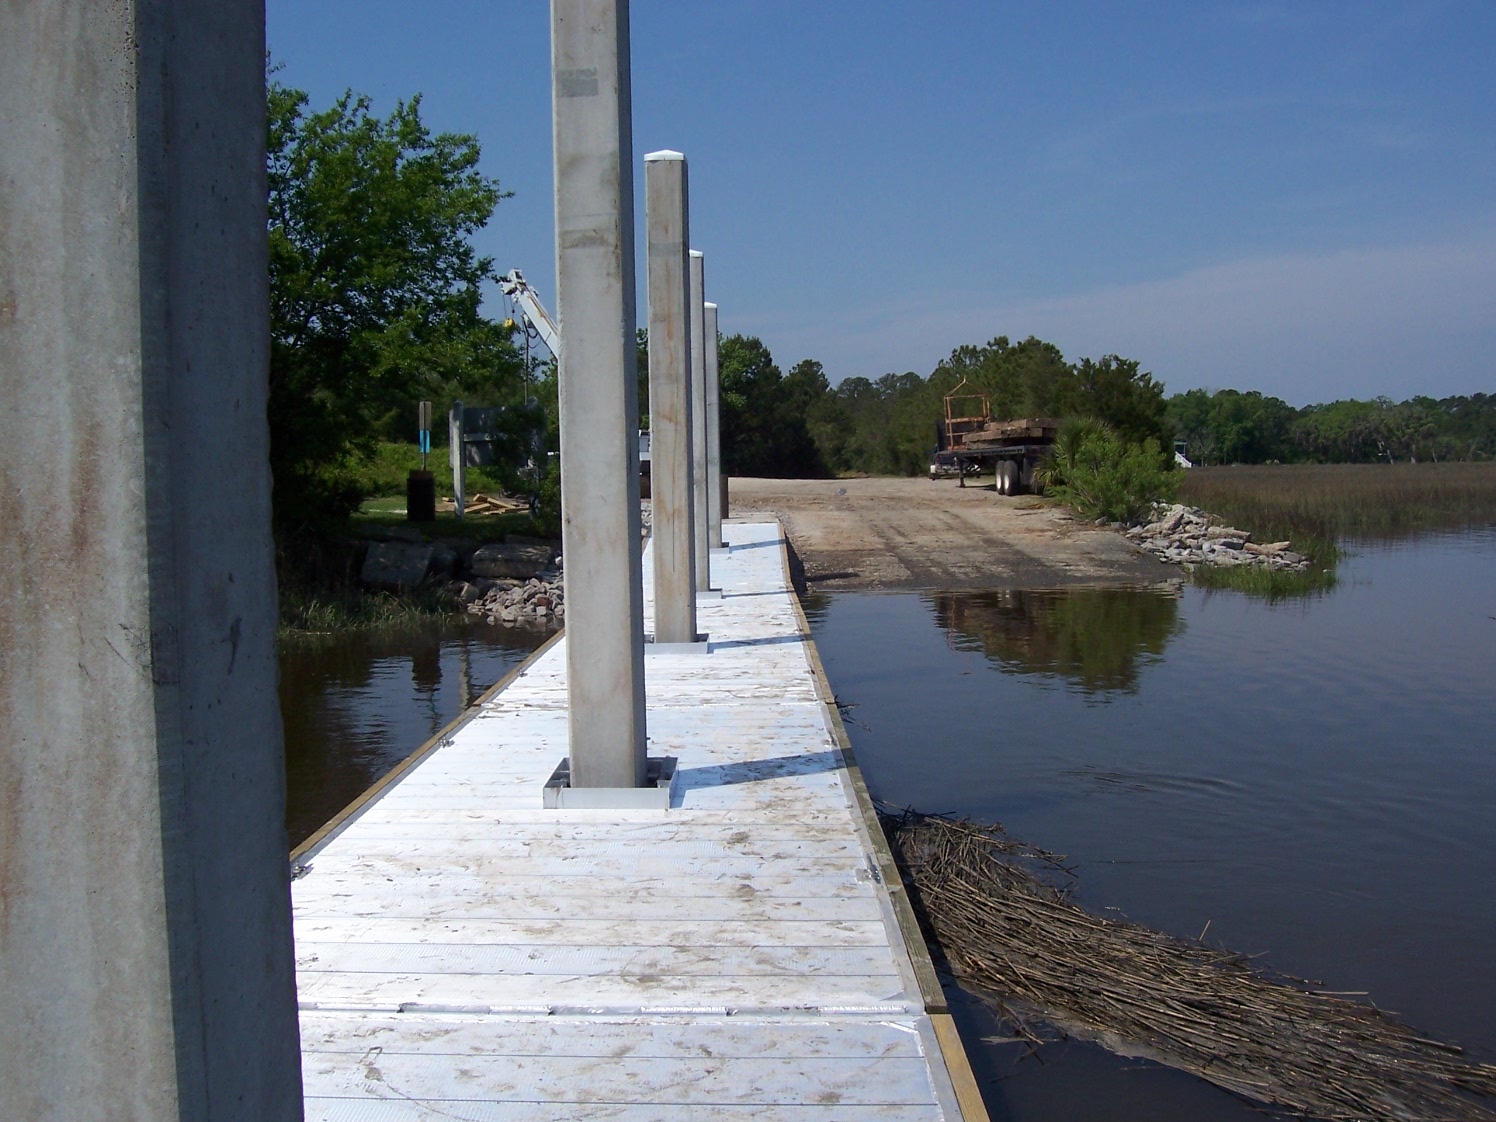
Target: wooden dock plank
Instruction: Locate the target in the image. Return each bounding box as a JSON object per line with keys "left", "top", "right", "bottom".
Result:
{"left": 295, "top": 972, "right": 912, "bottom": 1014}
{"left": 304, "top": 1099, "right": 944, "bottom": 1121}
{"left": 294, "top": 918, "right": 891, "bottom": 948}
{"left": 292, "top": 521, "right": 973, "bottom": 1120}
{"left": 295, "top": 941, "right": 902, "bottom": 979}
{"left": 303, "top": 1054, "right": 940, "bottom": 1106}
{"left": 299, "top": 1013, "right": 927, "bottom": 1058}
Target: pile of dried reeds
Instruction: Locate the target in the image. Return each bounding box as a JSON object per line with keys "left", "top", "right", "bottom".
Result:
{"left": 882, "top": 807, "right": 1496, "bottom": 1121}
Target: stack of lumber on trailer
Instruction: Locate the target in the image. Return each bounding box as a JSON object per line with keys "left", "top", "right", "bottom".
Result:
{"left": 958, "top": 418, "right": 1061, "bottom": 445}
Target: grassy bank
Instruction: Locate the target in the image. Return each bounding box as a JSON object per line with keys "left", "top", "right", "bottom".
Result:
{"left": 279, "top": 585, "right": 459, "bottom": 638}
{"left": 277, "top": 502, "right": 552, "bottom": 638}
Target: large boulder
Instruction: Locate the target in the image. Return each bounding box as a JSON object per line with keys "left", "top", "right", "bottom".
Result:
{"left": 360, "top": 541, "right": 436, "bottom": 590}
{"left": 428, "top": 540, "right": 460, "bottom": 579}
{"left": 469, "top": 542, "right": 555, "bottom": 580}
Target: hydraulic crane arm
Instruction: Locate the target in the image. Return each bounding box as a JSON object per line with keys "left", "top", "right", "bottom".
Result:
{"left": 499, "top": 269, "right": 561, "bottom": 358}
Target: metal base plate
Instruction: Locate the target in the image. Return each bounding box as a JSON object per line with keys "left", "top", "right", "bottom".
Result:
{"left": 543, "top": 756, "right": 678, "bottom": 810}
{"left": 645, "top": 634, "right": 709, "bottom": 653}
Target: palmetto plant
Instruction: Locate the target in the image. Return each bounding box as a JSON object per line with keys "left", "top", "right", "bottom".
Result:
{"left": 1034, "top": 416, "right": 1116, "bottom": 493}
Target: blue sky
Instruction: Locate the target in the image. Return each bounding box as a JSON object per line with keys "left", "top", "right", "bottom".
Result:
{"left": 267, "top": 1, "right": 1495, "bottom": 405}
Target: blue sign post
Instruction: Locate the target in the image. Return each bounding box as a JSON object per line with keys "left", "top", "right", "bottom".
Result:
{"left": 408, "top": 400, "right": 436, "bottom": 522}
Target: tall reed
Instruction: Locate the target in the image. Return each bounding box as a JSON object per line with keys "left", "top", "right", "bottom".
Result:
{"left": 1178, "top": 462, "right": 1496, "bottom": 547}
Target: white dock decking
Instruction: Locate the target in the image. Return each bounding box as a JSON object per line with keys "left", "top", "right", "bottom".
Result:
{"left": 291, "top": 520, "right": 985, "bottom": 1120}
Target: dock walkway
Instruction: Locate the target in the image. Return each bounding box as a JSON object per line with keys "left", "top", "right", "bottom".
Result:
{"left": 291, "top": 520, "right": 984, "bottom": 1120}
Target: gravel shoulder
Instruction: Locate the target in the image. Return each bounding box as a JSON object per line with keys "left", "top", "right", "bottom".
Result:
{"left": 727, "top": 476, "right": 1172, "bottom": 591}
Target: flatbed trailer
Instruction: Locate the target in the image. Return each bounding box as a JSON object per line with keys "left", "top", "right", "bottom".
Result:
{"left": 931, "top": 380, "right": 1057, "bottom": 495}
{"left": 948, "top": 441, "right": 1049, "bottom": 494}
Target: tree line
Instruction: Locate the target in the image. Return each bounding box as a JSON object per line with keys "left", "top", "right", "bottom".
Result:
{"left": 266, "top": 75, "right": 1494, "bottom": 532}
{"left": 708, "top": 332, "right": 1495, "bottom": 477}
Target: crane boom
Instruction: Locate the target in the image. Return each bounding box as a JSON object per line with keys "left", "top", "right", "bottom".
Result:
{"left": 499, "top": 269, "right": 561, "bottom": 357}
{"left": 500, "top": 266, "right": 649, "bottom": 466}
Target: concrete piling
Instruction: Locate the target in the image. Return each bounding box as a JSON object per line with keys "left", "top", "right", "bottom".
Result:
{"left": 689, "top": 251, "right": 712, "bottom": 591}
{"left": 0, "top": 2, "right": 303, "bottom": 1117}
{"left": 704, "top": 301, "right": 725, "bottom": 550}
{"left": 644, "top": 151, "right": 698, "bottom": 644}
{"left": 551, "top": 0, "right": 649, "bottom": 788}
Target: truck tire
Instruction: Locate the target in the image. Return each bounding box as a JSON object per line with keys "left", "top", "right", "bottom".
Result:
{"left": 1010, "top": 460, "right": 1027, "bottom": 495}
{"left": 998, "top": 460, "right": 1018, "bottom": 495}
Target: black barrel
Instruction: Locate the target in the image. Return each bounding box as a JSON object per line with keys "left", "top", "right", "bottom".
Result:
{"left": 406, "top": 470, "right": 436, "bottom": 522}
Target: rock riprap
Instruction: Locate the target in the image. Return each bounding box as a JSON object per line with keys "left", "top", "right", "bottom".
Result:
{"left": 1126, "top": 504, "right": 1309, "bottom": 571}
{"left": 461, "top": 565, "right": 564, "bottom": 629}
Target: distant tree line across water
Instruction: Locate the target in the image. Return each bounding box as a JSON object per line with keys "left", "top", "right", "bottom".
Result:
{"left": 707, "top": 332, "right": 1496, "bottom": 478}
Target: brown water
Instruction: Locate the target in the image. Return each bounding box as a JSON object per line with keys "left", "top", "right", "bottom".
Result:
{"left": 280, "top": 621, "right": 549, "bottom": 847}
{"left": 804, "top": 530, "right": 1496, "bottom": 1120}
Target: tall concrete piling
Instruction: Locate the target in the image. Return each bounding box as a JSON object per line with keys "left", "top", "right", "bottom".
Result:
{"left": 704, "top": 302, "right": 725, "bottom": 550}
{"left": 689, "top": 251, "right": 712, "bottom": 590}
{"left": 644, "top": 152, "right": 698, "bottom": 644}
{"left": 0, "top": 3, "right": 303, "bottom": 1119}
{"left": 551, "top": 0, "right": 649, "bottom": 788}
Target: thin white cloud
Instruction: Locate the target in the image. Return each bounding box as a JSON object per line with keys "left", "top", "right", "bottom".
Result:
{"left": 774, "top": 233, "right": 1496, "bottom": 405}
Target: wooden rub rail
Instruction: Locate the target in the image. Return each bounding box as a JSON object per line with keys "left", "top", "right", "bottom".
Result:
{"left": 291, "top": 520, "right": 986, "bottom": 1120}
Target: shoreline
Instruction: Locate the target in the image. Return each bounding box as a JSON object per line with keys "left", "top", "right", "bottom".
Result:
{"left": 729, "top": 475, "right": 1168, "bottom": 592}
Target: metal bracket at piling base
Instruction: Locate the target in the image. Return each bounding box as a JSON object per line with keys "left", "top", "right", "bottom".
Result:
{"left": 543, "top": 756, "right": 678, "bottom": 809}
{"left": 645, "top": 634, "right": 710, "bottom": 653}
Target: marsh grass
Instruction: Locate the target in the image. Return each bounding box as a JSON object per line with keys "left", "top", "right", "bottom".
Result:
{"left": 1178, "top": 462, "right": 1496, "bottom": 546}
{"left": 1187, "top": 561, "right": 1338, "bottom": 599}
{"left": 1174, "top": 463, "right": 1496, "bottom": 600}
{"left": 279, "top": 585, "right": 458, "bottom": 638}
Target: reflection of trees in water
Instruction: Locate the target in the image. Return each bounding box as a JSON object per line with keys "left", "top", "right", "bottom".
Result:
{"left": 929, "top": 586, "right": 1183, "bottom": 695}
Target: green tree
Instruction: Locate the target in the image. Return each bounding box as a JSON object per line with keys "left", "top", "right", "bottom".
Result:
{"left": 1060, "top": 355, "right": 1171, "bottom": 449}
{"left": 1166, "top": 388, "right": 1296, "bottom": 464}
{"left": 718, "top": 336, "right": 830, "bottom": 477}
{"left": 268, "top": 77, "right": 522, "bottom": 524}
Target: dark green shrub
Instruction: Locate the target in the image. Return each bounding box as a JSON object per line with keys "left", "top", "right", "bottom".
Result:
{"left": 1042, "top": 419, "right": 1177, "bottom": 523}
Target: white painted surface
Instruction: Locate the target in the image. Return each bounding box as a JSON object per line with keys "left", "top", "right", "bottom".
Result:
{"left": 294, "top": 521, "right": 964, "bottom": 1118}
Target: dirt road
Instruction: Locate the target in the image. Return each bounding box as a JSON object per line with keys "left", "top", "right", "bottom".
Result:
{"left": 728, "top": 476, "right": 1169, "bottom": 591}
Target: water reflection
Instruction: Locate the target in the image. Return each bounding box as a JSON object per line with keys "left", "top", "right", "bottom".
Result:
{"left": 807, "top": 532, "right": 1496, "bottom": 1122}
{"left": 279, "top": 622, "right": 547, "bottom": 847}
{"left": 927, "top": 585, "right": 1184, "bottom": 696}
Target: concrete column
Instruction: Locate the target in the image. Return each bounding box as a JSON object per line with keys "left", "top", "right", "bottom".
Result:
{"left": 0, "top": 3, "right": 302, "bottom": 1120}
{"left": 689, "top": 251, "right": 712, "bottom": 589}
{"left": 644, "top": 152, "right": 698, "bottom": 643}
{"left": 552, "top": 0, "right": 649, "bottom": 788}
{"left": 449, "top": 400, "right": 466, "bottom": 518}
{"left": 704, "top": 302, "right": 724, "bottom": 549}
